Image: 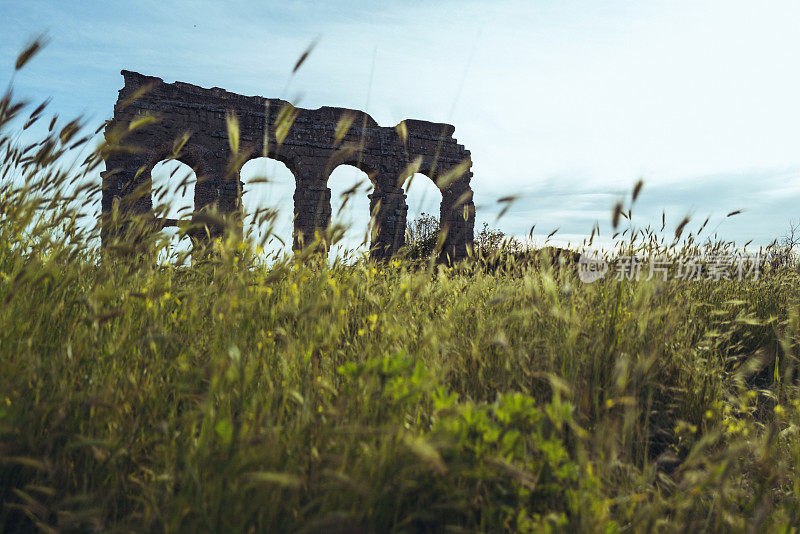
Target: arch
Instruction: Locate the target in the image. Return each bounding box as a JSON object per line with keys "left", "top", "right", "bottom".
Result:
{"left": 326, "top": 164, "right": 374, "bottom": 261}
{"left": 149, "top": 158, "right": 196, "bottom": 257}
{"left": 239, "top": 156, "right": 297, "bottom": 258}
{"left": 150, "top": 159, "right": 197, "bottom": 219}
{"left": 400, "top": 164, "right": 476, "bottom": 262}
{"left": 404, "top": 172, "right": 443, "bottom": 224}
{"left": 400, "top": 172, "right": 443, "bottom": 257}
{"left": 325, "top": 152, "right": 380, "bottom": 186}
{"left": 145, "top": 142, "right": 213, "bottom": 174}
{"left": 143, "top": 142, "right": 219, "bottom": 216}
{"left": 257, "top": 146, "right": 303, "bottom": 180}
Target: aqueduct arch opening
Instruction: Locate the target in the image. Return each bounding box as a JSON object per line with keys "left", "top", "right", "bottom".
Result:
{"left": 150, "top": 159, "right": 196, "bottom": 250}
{"left": 327, "top": 164, "right": 374, "bottom": 259}
{"left": 239, "top": 157, "right": 296, "bottom": 256}
{"left": 101, "top": 70, "right": 475, "bottom": 261}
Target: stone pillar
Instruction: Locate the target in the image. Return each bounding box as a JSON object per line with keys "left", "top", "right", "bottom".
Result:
{"left": 187, "top": 158, "right": 229, "bottom": 244}
{"left": 101, "top": 152, "right": 152, "bottom": 246}
{"left": 438, "top": 172, "right": 475, "bottom": 263}
{"left": 369, "top": 187, "right": 408, "bottom": 260}
{"left": 193, "top": 160, "right": 220, "bottom": 213}
{"left": 292, "top": 170, "right": 331, "bottom": 251}
{"left": 216, "top": 165, "right": 240, "bottom": 215}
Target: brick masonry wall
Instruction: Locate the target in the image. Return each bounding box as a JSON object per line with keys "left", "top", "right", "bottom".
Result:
{"left": 101, "top": 70, "right": 475, "bottom": 261}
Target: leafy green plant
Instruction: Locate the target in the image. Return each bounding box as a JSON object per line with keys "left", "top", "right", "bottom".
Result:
{"left": 403, "top": 212, "right": 440, "bottom": 260}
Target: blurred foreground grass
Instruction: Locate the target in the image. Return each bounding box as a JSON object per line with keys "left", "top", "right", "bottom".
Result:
{"left": 3, "top": 44, "right": 800, "bottom": 533}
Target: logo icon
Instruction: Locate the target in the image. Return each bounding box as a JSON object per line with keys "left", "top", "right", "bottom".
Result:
{"left": 578, "top": 253, "right": 608, "bottom": 283}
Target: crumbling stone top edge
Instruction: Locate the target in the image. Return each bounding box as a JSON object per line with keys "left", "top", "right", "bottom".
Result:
{"left": 402, "top": 118, "right": 456, "bottom": 138}
{"left": 121, "top": 70, "right": 163, "bottom": 84}
{"left": 118, "top": 70, "right": 458, "bottom": 140}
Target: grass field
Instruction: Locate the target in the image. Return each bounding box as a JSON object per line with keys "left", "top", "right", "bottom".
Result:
{"left": 3, "top": 45, "right": 800, "bottom": 533}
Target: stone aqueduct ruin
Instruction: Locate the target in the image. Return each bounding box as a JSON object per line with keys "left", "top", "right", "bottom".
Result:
{"left": 101, "top": 70, "right": 475, "bottom": 261}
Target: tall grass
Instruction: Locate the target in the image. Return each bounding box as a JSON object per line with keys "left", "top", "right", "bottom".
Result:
{"left": 3, "top": 42, "right": 800, "bottom": 533}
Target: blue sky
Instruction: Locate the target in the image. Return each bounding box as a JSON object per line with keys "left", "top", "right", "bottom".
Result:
{"left": 3, "top": 0, "right": 800, "bottom": 251}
